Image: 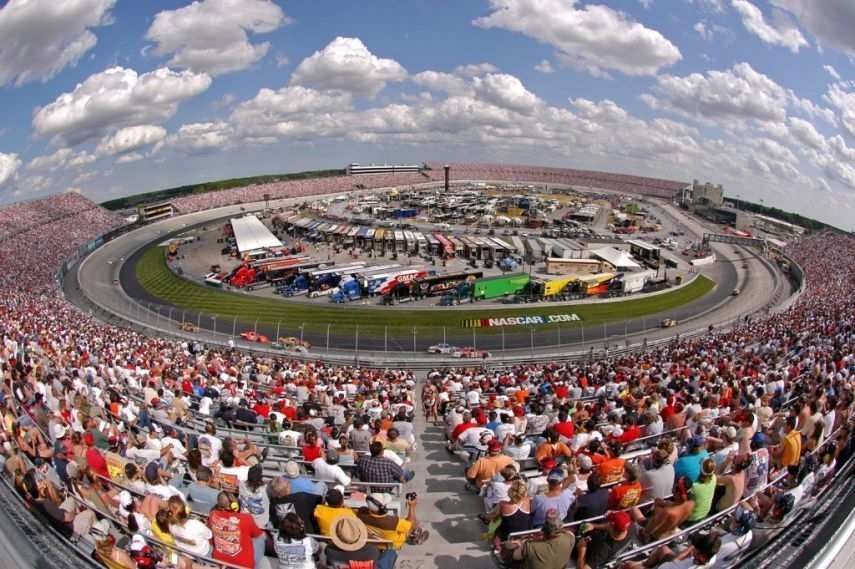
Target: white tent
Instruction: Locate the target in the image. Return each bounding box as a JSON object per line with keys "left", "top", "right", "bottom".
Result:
{"left": 591, "top": 246, "right": 642, "bottom": 271}
{"left": 230, "top": 215, "right": 283, "bottom": 254}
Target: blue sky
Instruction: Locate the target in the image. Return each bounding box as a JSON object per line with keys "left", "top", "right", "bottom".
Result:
{"left": 0, "top": 0, "right": 854, "bottom": 228}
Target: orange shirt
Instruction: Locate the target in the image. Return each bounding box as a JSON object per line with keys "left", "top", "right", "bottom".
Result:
{"left": 467, "top": 454, "right": 514, "bottom": 485}
{"left": 535, "top": 441, "right": 572, "bottom": 463}
{"left": 598, "top": 457, "right": 626, "bottom": 484}
{"left": 609, "top": 481, "right": 642, "bottom": 509}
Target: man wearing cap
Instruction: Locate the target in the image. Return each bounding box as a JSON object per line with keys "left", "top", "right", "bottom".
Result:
{"left": 282, "top": 460, "right": 326, "bottom": 496}
{"left": 506, "top": 510, "right": 574, "bottom": 569}
{"left": 532, "top": 465, "right": 576, "bottom": 526}
{"left": 576, "top": 511, "right": 635, "bottom": 569}
{"left": 467, "top": 439, "right": 514, "bottom": 488}
{"left": 324, "top": 516, "right": 383, "bottom": 568}
{"left": 313, "top": 449, "right": 352, "bottom": 490}
{"left": 357, "top": 492, "right": 428, "bottom": 548}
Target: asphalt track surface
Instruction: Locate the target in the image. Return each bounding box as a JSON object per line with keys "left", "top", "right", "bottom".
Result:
{"left": 72, "top": 192, "right": 783, "bottom": 358}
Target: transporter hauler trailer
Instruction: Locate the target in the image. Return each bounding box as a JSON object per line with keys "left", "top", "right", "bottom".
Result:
{"left": 375, "top": 268, "right": 433, "bottom": 296}
{"left": 472, "top": 272, "right": 531, "bottom": 300}
{"left": 413, "top": 271, "right": 483, "bottom": 297}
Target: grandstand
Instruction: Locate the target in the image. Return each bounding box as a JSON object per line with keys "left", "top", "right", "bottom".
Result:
{"left": 0, "top": 165, "right": 850, "bottom": 569}
{"left": 346, "top": 162, "right": 427, "bottom": 175}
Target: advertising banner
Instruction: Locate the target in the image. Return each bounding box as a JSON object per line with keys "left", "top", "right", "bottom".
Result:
{"left": 461, "top": 313, "right": 581, "bottom": 328}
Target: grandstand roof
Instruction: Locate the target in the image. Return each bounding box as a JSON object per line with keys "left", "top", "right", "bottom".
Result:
{"left": 230, "top": 215, "right": 283, "bottom": 254}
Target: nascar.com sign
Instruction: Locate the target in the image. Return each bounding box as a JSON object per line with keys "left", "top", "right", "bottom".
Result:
{"left": 462, "top": 313, "right": 582, "bottom": 328}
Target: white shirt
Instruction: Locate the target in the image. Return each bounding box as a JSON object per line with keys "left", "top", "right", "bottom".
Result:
{"left": 171, "top": 518, "right": 213, "bottom": 557}
{"left": 219, "top": 465, "right": 251, "bottom": 484}
{"left": 198, "top": 397, "right": 213, "bottom": 416}
{"left": 311, "top": 458, "right": 351, "bottom": 489}
{"left": 459, "top": 427, "right": 493, "bottom": 449}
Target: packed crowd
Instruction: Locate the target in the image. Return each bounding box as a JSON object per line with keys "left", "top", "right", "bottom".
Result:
{"left": 428, "top": 231, "right": 855, "bottom": 569}
{"left": 0, "top": 186, "right": 851, "bottom": 569}
{"left": 427, "top": 164, "right": 688, "bottom": 199}
{"left": 0, "top": 192, "right": 105, "bottom": 241}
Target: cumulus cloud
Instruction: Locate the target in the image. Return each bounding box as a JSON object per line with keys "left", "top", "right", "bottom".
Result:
{"left": 146, "top": 0, "right": 289, "bottom": 76}
{"left": 412, "top": 71, "right": 472, "bottom": 96}
{"left": 231, "top": 85, "right": 353, "bottom": 138}
{"left": 824, "top": 83, "right": 855, "bottom": 137}
{"left": 32, "top": 66, "right": 211, "bottom": 145}
{"left": 643, "top": 62, "right": 789, "bottom": 124}
{"left": 0, "top": 0, "right": 116, "bottom": 86}
{"left": 454, "top": 63, "right": 499, "bottom": 76}
{"left": 0, "top": 153, "right": 22, "bottom": 187}
{"left": 96, "top": 125, "right": 167, "bottom": 157}
{"left": 27, "top": 148, "right": 96, "bottom": 171}
{"left": 771, "top": 0, "right": 855, "bottom": 56}
{"left": 290, "top": 37, "right": 407, "bottom": 97}
{"left": 731, "top": 1, "right": 807, "bottom": 53}
{"left": 167, "top": 122, "right": 234, "bottom": 154}
{"left": 473, "top": 74, "right": 541, "bottom": 114}
{"left": 473, "top": 0, "right": 681, "bottom": 77}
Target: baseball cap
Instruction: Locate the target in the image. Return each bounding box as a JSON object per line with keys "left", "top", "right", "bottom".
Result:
{"left": 547, "top": 468, "right": 566, "bottom": 483}
{"left": 487, "top": 439, "right": 502, "bottom": 453}
{"left": 130, "top": 534, "right": 147, "bottom": 552}
{"left": 283, "top": 461, "right": 300, "bottom": 478}
{"left": 606, "top": 511, "right": 632, "bottom": 532}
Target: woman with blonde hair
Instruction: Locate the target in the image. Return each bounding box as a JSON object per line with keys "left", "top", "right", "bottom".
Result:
{"left": 167, "top": 495, "right": 213, "bottom": 559}
{"left": 485, "top": 478, "right": 533, "bottom": 543}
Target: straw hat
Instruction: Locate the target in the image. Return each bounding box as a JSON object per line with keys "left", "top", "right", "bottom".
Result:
{"left": 330, "top": 516, "right": 368, "bottom": 552}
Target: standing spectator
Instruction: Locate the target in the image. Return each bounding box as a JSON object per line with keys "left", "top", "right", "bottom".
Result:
{"left": 775, "top": 416, "right": 802, "bottom": 475}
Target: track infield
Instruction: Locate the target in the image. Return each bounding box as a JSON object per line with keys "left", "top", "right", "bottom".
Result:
{"left": 135, "top": 246, "right": 714, "bottom": 336}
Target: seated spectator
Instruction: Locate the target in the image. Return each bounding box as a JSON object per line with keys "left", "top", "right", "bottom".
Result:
{"left": 483, "top": 464, "right": 520, "bottom": 513}
{"left": 166, "top": 495, "right": 213, "bottom": 558}
{"left": 467, "top": 439, "right": 514, "bottom": 488}
{"left": 312, "top": 449, "right": 352, "bottom": 490}
{"left": 324, "top": 517, "right": 385, "bottom": 569}
{"left": 314, "top": 489, "right": 357, "bottom": 536}
{"left": 239, "top": 463, "right": 270, "bottom": 530}
{"left": 624, "top": 530, "right": 721, "bottom": 569}
{"left": 208, "top": 491, "right": 264, "bottom": 569}
{"left": 630, "top": 477, "right": 695, "bottom": 542}
{"left": 270, "top": 477, "right": 323, "bottom": 534}
{"left": 686, "top": 459, "right": 717, "bottom": 523}
{"left": 505, "top": 509, "right": 575, "bottom": 569}
{"left": 504, "top": 433, "right": 533, "bottom": 461}
{"left": 283, "top": 461, "right": 326, "bottom": 496}
{"left": 674, "top": 437, "right": 709, "bottom": 483}
{"left": 274, "top": 512, "right": 320, "bottom": 569}
{"left": 575, "top": 511, "right": 636, "bottom": 569}
{"left": 532, "top": 466, "right": 576, "bottom": 526}
{"left": 357, "top": 441, "right": 413, "bottom": 485}
{"left": 357, "top": 492, "right": 429, "bottom": 548}
{"left": 185, "top": 465, "right": 219, "bottom": 514}
{"left": 569, "top": 471, "right": 608, "bottom": 522}
{"left": 534, "top": 429, "right": 573, "bottom": 464}
{"left": 641, "top": 441, "right": 676, "bottom": 501}
{"left": 714, "top": 454, "right": 750, "bottom": 512}
{"left": 485, "top": 479, "right": 533, "bottom": 542}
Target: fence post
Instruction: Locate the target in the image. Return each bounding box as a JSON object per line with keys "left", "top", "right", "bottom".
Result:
{"left": 326, "top": 324, "right": 331, "bottom": 353}
{"left": 502, "top": 327, "right": 505, "bottom": 353}
{"left": 300, "top": 323, "right": 305, "bottom": 344}
{"left": 197, "top": 312, "right": 201, "bottom": 330}
{"left": 413, "top": 327, "right": 417, "bottom": 353}
{"left": 212, "top": 316, "right": 217, "bottom": 335}
{"left": 254, "top": 319, "right": 258, "bottom": 335}
{"left": 384, "top": 326, "right": 388, "bottom": 353}
{"left": 529, "top": 327, "right": 534, "bottom": 357}
{"left": 276, "top": 321, "right": 281, "bottom": 341}
{"left": 232, "top": 316, "right": 237, "bottom": 339}
{"left": 473, "top": 327, "right": 476, "bottom": 350}
{"left": 443, "top": 326, "right": 446, "bottom": 346}
{"left": 355, "top": 325, "right": 360, "bottom": 360}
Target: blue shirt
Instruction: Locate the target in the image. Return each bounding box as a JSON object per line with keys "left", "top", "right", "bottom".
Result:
{"left": 288, "top": 476, "right": 326, "bottom": 496}
{"left": 674, "top": 450, "right": 709, "bottom": 482}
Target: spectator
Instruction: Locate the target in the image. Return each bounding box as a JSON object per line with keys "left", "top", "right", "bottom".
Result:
{"left": 314, "top": 489, "right": 356, "bottom": 536}
{"left": 273, "top": 512, "right": 320, "bottom": 569}
{"left": 208, "top": 491, "right": 264, "bottom": 569}
{"left": 640, "top": 442, "right": 676, "bottom": 501}
{"left": 575, "top": 511, "right": 636, "bottom": 569}
{"left": 467, "top": 439, "right": 514, "bottom": 488}
{"left": 324, "top": 517, "right": 384, "bottom": 569}
{"left": 357, "top": 492, "right": 429, "bottom": 548}
{"left": 686, "top": 459, "right": 717, "bottom": 523}
{"left": 674, "top": 437, "right": 709, "bottom": 483}
{"left": 357, "top": 441, "right": 412, "bottom": 485}
{"left": 532, "top": 467, "right": 576, "bottom": 526}
{"left": 506, "top": 510, "right": 575, "bottom": 569}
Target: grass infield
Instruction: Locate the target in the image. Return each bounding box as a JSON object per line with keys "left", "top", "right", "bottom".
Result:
{"left": 136, "top": 246, "right": 714, "bottom": 336}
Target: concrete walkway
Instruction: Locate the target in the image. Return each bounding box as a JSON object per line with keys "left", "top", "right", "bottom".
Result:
{"left": 402, "top": 378, "right": 495, "bottom": 569}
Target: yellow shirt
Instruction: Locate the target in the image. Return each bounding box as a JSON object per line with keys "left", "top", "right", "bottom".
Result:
{"left": 314, "top": 505, "right": 356, "bottom": 536}
{"left": 357, "top": 512, "right": 412, "bottom": 549}
{"left": 781, "top": 430, "right": 802, "bottom": 467}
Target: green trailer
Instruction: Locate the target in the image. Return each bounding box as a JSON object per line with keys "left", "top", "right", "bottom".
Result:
{"left": 472, "top": 272, "right": 531, "bottom": 300}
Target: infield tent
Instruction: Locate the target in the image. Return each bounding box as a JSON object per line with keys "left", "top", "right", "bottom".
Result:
{"left": 230, "top": 215, "right": 283, "bottom": 255}
{"left": 590, "top": 246, "right": 642, "bottom": 271}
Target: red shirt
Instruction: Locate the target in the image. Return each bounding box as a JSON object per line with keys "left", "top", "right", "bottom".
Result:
{"left": 616, "top": 425, "right": 642, "bottom": 445}
{"left": 552, "top": 420, "right": 575, "bottom": 440}
{"left": 303, "top": 445, "right": 323, "bottom": 461}
{"left": 209, "top": 510, "right": 263, "bottom": 568}
{"left": 253, "top": 403, "right": 271, "bottom": 419}
{"left": 85, "top": 447, "right": 109, "bottom": 480}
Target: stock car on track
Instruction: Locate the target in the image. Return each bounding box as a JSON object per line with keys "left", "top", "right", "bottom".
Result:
{"left": 452, "top": 347, "right": 492, "bottom": 359}
{"left": 272, "top": 337, "right": 311, "bottom": 352}
{"left": 240, "top": 331, "right": 270, "bottom": 343}
{"left": 661, "top": 318, "right": 678, "bottom": 328}
{"left": 178, "top": 322, "right": 198, "bottom": 332}
{"left": 427, "top": 343, "right": 458, "bottom": 354}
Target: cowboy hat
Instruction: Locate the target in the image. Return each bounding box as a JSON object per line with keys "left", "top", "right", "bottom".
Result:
{"left": 329, "top": 516, "right": 368, "bottom": 552}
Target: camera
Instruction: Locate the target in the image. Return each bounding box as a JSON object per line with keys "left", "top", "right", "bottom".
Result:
{"left": 405, "top": 492, "right": 418, "bottom": 501}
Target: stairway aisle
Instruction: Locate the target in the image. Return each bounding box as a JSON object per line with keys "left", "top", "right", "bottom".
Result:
{"left": 402, "top": 375, "right": 494, "bottom": 569}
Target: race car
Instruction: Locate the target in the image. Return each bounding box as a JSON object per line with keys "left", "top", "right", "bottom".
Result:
{"left": 240, "top": 331, "right": 270, "bottom": 343}
{"left": 452, "top": 347, "right": 492, "bottom": 359}
{"left": 661, "top": 318, "right": 678, "bottom": 328}
{"left": 178, "top": 322, "right": 198, "bottom": 332}
{"left": 272, "top": 337, "right": 311, "bottom": 352}
{"left": 427, "top": 343, "right": 458, "bottom": 354}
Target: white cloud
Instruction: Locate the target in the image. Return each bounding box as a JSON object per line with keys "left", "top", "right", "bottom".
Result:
{"left": 167, "top": 122, "right": 234, "bottom": 154}
{"left": 824, "top": 83, "right": 855, "bottom": 137}
{"left": 644, "top": 63, "right": 789, "bottom": 124}
{"left": 96, "top": 125, "right": 167, "bottom": 157}
{"left": 788, "top": 117, "right": 827, "bottom": 151}
{"left": 473, "top": 0, "right": 682, "bottom": 77}
{"left": 824, "top": 65, "right": 841, "bottom": 80}
{"left": 0, "top": 0, "right": 115, "bottom": 86}
{"left": 115, "top": 153, "right": 145, "bottom": 165}
{"left": 27, "top": 148, "right": 95, "bottom": 171}
{"left": 290, "top": 37, "right": 407, "bottom": 97}
{"left": 473, "top": 73, "right": 541, "bottom": 114}
{"left": 788, "top": 91, "right": 837, "bottom": 127}
{"left": 412, "top": 71, "right": 473, "bottom": 96}
{"left": 454, "top": 63, "right": 499, "bottom": 77}
{"left": 771, "top": 0, "right": 855, "bottom": 56}
{"left": 32, "top": 66, "right": 211, "bottom": 145}
{"left": 231, "top": 85, "right": 353, "bottom": 138}
{"left": 732, "top": 1, "right": 807, "bottom": 53}
{"left": 145, "top": 0, "right": 288, "bottom": 76}
{"left": 72, "top": 171, "right": 98, "bottom": 185}
{"left": 0, "top": 153, "right": 22, "bottom": 187}
{"left": 534, "top": 59, "right": 555, "bottom": 73}
{"left": 639, "top": 0, "right": 654, "bottom": 9}
{"left": 694, "top": 22, "right": 712, "bottom": 41}
{"left": 687, "top": 0, "right": 725, "bottom": 12}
